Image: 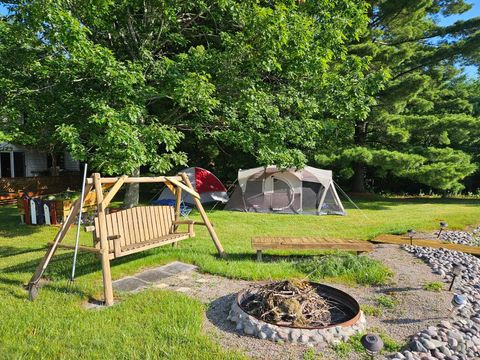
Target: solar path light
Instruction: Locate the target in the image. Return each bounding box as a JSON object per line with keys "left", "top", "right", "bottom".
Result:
{"left": 449, "top": 264, "right": 464, "bottom": 291}
{"left": 361, "top": 334, "right": 384, "bottom": 359}
{"left": 437, "top": 221, "right": 448, "bottom": 238}
{"left": 407, "top": 229, "right": 415, "bottom": 245}
{"left": 450, "top": 293, "right": 467, "bottom": 315}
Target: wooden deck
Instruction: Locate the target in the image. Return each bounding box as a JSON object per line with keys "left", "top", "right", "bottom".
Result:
{"left": 372, "top": 234, "right": 480, "bottom": 256}
{"left": 251, "top": 236, "right": 374, "bottom": 261}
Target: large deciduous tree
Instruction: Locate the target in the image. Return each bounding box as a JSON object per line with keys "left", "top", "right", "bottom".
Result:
{"left": 0, "top": 0, "right": 370, "bottom": 205}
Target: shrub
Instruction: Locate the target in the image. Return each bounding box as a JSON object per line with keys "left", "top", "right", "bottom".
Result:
{"left": 375, "top": 295, "right": 397, "bottom": 309}
{"left": 362, "top": 304, "right": 383, "bottom": 317}
{"left": 424, "top": 281, "right": 443, "bottom": 292}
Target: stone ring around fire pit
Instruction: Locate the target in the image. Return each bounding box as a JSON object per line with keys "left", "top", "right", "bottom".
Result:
{"left": 227, "top": 282, "right": 366, "bottom": 345}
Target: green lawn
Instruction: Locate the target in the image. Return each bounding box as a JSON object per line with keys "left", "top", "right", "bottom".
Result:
{"left": 0, "top": 197, "right": 479, "bottom": 358}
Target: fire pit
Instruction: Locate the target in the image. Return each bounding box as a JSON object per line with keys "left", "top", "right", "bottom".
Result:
{"left": 227, "top": 280, "right": 366, "bottom": 345}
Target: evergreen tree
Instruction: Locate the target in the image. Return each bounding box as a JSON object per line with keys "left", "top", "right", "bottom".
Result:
{"left": 316, "top": 0, "right": 480, "bottom": 193}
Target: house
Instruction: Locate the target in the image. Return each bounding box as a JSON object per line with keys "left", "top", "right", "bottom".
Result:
{"left": 0, "top": 142, "right": 81, "bottom": 205}
{"left": 0, "top": 142, "right": 80, "bottom": 178}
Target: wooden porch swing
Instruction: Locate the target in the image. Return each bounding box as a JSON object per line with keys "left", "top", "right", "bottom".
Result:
{"left": 27, "top": 173, "right": 225, "bottom": 306}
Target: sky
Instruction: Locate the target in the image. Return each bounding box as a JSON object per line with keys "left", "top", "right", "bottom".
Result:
{"left": 0, "top": 1, "right": 478, "bottom": 77}
{"left": 436, "top": 0, "right": 480, "bottom": 77}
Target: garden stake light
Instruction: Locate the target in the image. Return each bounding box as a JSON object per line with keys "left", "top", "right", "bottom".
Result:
{"left": 361, "top": 334, "right": 383, "bottom": 359}
{"left": 407, "top": 229, "right": 415, "bottom": 245}
{"left": 449, "top": 264, "right": 464, "bottom": 291}
{"left": 438, "top": 221, "right": 448, "bottom": 238}
{"left": 450, "top": 293, "right": 467, "bottom": 315}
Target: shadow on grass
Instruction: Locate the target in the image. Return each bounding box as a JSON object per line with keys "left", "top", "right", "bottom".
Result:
{"left": 0, "top": 276, "right": 31, "bottom": 300}
{"left": 3, "top": 248, "right": 166, "bottom": 279}
{"left": 222, "top": 252, "right": 333, "bottom": 263}
{"left": 0, "top": 246, "right": 47, "bottom": 258}
{"left": 348, "top": 196, "right": 480, "bottom": 211}
{"left": 0, "top": 206, "right": 45, "bottom": 237}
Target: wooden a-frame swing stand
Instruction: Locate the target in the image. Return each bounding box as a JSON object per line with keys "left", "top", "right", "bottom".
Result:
{"left": 27, "top": 173, "right": 225, "bottom": 306}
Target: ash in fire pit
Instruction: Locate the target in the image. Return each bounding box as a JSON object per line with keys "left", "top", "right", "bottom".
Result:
{"left": 228, "top": 280, "right": 366, "bottom": 345}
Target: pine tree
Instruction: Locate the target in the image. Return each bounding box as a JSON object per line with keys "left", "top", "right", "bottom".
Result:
{"left": 316, "top": 0, "right": 480, "bottom": 193}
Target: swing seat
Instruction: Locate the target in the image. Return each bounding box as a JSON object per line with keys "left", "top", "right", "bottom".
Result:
{"left": 90, "top": 205, "right": 194, "bottom": 259}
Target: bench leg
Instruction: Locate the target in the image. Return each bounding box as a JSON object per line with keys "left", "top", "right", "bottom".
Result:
{"left": 256, "top": 250, "right": 262, "bottom": 262}
{"left": 101, "top": 250, "right": 114, "bottom": 306}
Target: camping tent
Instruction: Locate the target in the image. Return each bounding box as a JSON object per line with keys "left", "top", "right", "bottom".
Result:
{"left": 224, "top": 166, "right": 345, "bottom": 215}
{"left": 157, "top": 167, "right": 229, "bottom": 205}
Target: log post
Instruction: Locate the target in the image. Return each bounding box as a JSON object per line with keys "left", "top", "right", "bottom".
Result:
{"left": 93, "top": 173, "right": 114, "bottom": 306}
{"left": 180, "top": 173, "right": 225, "bottom": 257}
{"left": 172, "top": 187, "right": 183, "bottom": 247}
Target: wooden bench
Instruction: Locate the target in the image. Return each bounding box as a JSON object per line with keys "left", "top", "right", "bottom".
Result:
{"left": 89, "top": 205, "right": 194, "bottom": 259}
{"left": 29, "top": 173, "right": 225, "bottom": 306}
{"left": 252, "top": 236, "right": 374, "bottom": 261}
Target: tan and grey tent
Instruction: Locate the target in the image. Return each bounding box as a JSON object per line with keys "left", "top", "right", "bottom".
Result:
{"left": 224, "top": 166, "right": 345, "bottom": 215}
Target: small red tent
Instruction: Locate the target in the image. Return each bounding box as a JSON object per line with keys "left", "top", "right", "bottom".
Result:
{"left": 157, "top": 167, "right": 228, "bottom": 205}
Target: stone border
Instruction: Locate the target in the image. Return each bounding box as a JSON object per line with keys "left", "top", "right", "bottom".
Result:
{"left": 227, "top": 299, "right": 366, "bottom": 345}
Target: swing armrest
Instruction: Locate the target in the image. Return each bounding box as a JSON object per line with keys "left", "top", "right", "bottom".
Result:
{"left": 85, "top": 226, "right": 95, "bottom": 232}
{"left": 172, "top": 220, "right": 211, "bottom": 226}
{"left": 173, "top": 220, "right": 195, "bottom": 225}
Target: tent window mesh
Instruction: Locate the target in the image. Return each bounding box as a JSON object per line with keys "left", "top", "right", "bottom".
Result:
{"left": 271, "top": 178, "right": 293, "bottom": 211}
{"left": 320, "top": 185, "right": 343, "bottom": 214}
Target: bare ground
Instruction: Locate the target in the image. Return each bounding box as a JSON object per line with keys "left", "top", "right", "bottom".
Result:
{"left": 146, "top": 244, "right": 452, "bottom": 360}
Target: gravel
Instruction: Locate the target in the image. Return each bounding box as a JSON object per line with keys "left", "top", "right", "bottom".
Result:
{"left": 393, "top": 240, "right": 480, "bottom": 360}
{"left": 438, "top": 227, "right": 480, "bottom": 247}
{"left": 144, "top": 246, "right": 452, "bottom": 359}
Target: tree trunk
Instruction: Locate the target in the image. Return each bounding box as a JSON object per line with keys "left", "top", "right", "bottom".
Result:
{"left": 351, "top": 120, "right": 368, "bottom": 192}
{"left": 123, "top": 168, "right": 140, "bottom": 208}
{"left": 50, "top": 153, "right": 59, "bottom": 176}
{"left": 351, "top": 162, "right": 366, "bottom": 192}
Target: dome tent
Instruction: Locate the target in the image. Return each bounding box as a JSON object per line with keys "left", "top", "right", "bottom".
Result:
{"left": 224, "top": 166, "right": 345, "bottom": 215}
{"left": 157, "top": 167, "right": 229, "bottom": 205}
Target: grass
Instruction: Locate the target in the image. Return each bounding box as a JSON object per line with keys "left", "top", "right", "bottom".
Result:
{"left": 333, "top": 330, "right": 404, "bottom": 359}
{"left": 0, "top": 195, "right": 479, "bottom": 357}
{"left": 361, "top": 304, "right": 383, "bottom": 317}
{"left": 375, "top": 294, "right": 398, "bottom": 309}
{"left": 424, "top": 281, "right": 444, "bottom": 292}
{"left": 294, "top": 253, "right": 392, "bottom": 285}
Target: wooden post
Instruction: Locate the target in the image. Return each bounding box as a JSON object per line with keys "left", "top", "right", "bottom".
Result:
{"left": 93, "top": 173, "right": 114, "bottom": 306}
{"left": 180, "top": 173, "right": 225, "bottom": 257}
{"left": 256, "top": 250, "right": 262, "bottom": 262}
{"left": 28, "top": 181, "right": 93, "bottom": 287}
{"left": 172, "top": 187, "right": 183, "bottom": 247}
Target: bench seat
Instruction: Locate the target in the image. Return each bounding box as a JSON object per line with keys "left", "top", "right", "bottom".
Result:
{"left": 252, "top": 236, "right": 374, "bottom": 261}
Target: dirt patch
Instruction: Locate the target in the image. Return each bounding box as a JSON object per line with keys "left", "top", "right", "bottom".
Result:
{"left": 147, "top": 245, "right": 451, "bottom": 359}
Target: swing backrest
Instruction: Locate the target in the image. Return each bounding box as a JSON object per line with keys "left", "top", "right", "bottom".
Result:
{"left": 93, "top": 205, "right": 188, "bottom": 256}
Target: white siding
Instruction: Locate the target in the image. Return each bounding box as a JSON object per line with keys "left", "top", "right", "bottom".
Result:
{"left": 0, "top": 142, "right": 23, "bottom": 152}
{"left": 25, "top": 150, "right": 48, "bottom": 176}
{"left": 0, "top": 142, "right": 79, "bottom": 177}
{"left": 64, "top": 152, "right": 80, "bottom": 171}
